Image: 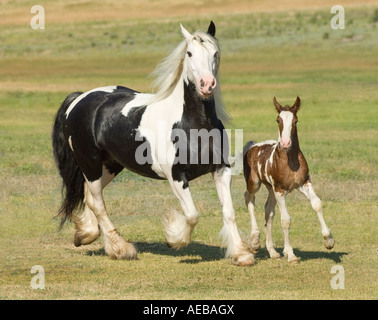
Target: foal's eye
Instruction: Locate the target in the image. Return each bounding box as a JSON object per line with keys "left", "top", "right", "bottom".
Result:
{"left": 276, "top": 119, "right": 279, "bottom": 123}
{"left": 187, "top": 51, "right": 192, "bottom": 57}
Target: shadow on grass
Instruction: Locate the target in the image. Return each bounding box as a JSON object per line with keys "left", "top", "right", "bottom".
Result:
{"left": 85, "top": 241, "right": 347, "bottom": 264}
{"left": 255, "top": 247, "right": 348, "bottom": 263}
{"left": 84, "top": 241, "right": 224, "bottom": 263}
{"left": 85, "top": 241, "right": 224, "bottom": 263}
{"left": 134, "top": 241, "right": 224, "bottom": 264}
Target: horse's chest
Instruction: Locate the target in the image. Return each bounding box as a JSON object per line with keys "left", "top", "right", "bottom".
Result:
{"left": 271, "top": 154, "right": 308, "bottom": 192}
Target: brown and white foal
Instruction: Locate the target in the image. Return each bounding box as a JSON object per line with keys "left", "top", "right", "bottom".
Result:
{"left": 243, "top": 97, "right": 334, "bottom": 263}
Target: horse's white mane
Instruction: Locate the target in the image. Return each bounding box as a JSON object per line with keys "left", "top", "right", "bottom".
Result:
{"left": 148, "top": 30, "right": 230, "bottom": 125}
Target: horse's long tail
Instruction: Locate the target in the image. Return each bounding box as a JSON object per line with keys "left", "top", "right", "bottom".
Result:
{"left": 52, "top": 92, "right": 84, "bottom": 229}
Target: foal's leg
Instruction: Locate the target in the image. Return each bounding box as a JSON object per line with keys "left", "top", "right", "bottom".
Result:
{"left": 274, "top": 190, "right": 299, "bottom": 263}
{"left": 244, "top": 191, "right": 260, "bottom": 254}
{"left": 298, "top": 181, "right": 334, "bottom": 249}
{"left": 163, "top": 178, "right": 199, "bottom": 249}
{"left": 264, "top": 188, "right": 280, "bottom": 259}
{"left": 85, "top": 169, "right": 137, "bottom": 260}
{"left": 215, "top": 168, "right": 255, "bottom": 266}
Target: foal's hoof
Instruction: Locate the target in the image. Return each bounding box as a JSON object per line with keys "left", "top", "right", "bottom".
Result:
{"left": 323, "top": 234, "right": 335, "bottom": 250}
{"left": 248, "top": 232, "right": 261, "bottom": 254}
{"left": 232, "top": 253, "right": 255, "bottom": 266}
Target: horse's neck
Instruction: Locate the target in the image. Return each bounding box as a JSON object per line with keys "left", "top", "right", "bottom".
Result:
{"left": 276, "top": 129, "right": 302, "bottom": 170}
{"left": 182, "top": 81, "right": 217, "bottom": 128}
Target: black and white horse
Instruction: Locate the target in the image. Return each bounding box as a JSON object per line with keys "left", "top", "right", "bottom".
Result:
{"left": 52, "top": 22, "right": 254, "bottom": 266}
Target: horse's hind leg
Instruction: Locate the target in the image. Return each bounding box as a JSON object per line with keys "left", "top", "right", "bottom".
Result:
{"left": 264, "top": 188, "right": 280, "bottom": 259}
{"left": 84, "top": 166, "right": 137, "bottom": 260}
{"left": 73, "top": 182, "right": 100, "bottom": 246}
{"left": 73, "top": 164, "right": 122, "bottom": 247}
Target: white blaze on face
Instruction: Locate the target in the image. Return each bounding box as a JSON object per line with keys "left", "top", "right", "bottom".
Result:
{"left": 181, "top": 25, "right": 218, "bottom": 98}
{"left": 279, "top": 111, "right": 294, "bottom": 149}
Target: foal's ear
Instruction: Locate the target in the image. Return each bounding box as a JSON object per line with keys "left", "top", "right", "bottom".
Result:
{"left": 292, "top": 96, "right": 301, "bottom": 113}
{"left": 273, "top": 97, "right": 283, "bottom": 113}
{"left": 180, "top": 23, "right": 192, "bottom": 41}
{"left": 207, "top": 21, "right": 216, "bottom": 37}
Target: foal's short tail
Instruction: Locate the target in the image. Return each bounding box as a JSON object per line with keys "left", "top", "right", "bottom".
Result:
{"left": 243, "top": 141, "right": 255, "bottom": 157}
{"left": 52, "top": 92, "right": 84, "bottom": 229}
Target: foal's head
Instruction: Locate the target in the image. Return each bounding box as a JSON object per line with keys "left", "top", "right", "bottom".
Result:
{"left": 181, "top": 21, "right": 220, "bottom": 99}
{"left": 273, "top": 97, "right": 301, "bottom": 150}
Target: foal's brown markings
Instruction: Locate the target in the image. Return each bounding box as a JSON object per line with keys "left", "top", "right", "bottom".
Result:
{"left": 243, "top": 97, "right": 334, "bottom": 263}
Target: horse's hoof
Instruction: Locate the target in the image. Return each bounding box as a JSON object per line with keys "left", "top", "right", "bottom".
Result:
{"left": 324, "top": 235, "right": 335, "bottom": 250}
{"left": 105, "top": 230, "right": 138, "bottom": 260}
{"left": 74, "top": 228, "right": 100, "bottom": 247}
{"left": 232, "top": 253, "right": 255, "bottom": 266}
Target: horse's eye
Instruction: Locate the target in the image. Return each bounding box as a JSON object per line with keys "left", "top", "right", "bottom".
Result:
{"left": 187, "top": 51, "right": 192, "bottom": 57}
{"left": 276, "top": 119, "right": 279, "bottom": 123}
{"left": 214, "top": 52, "right": 218, "bottom": 58}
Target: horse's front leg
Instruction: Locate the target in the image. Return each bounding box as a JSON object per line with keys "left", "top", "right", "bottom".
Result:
{"left": 299, "top": 181, "right": 334, "bottom": 249}
{"left": 213, "top": 167, "right": 255, "bottom": 266}
{"left": 274, "top": 190, "right": 299, "bottom": 263}
{"left": 163, "top": 177, "right": 199, "bottom": 249}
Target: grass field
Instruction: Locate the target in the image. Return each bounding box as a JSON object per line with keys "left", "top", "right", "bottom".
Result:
{"left": 0, "top": 0, "right": 377, "bottom": 300}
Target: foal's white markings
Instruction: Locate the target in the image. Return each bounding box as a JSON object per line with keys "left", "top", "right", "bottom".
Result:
{"left": 268, "top": 144, "right": 277, "bottom": 165}
{"left": 257, "top": 162, "right": 262, "bottom": 180}
{"left": 65, "top": 86, "right": 117, "bottom": 119}
{"left": 253, "top": 140, "right": 276, "bottom": 148}
{"left": 68, "top": 135, "right": 74, "bottom": 151}
{"left": 279, "top": 111, "right": 294, "bottom": 141}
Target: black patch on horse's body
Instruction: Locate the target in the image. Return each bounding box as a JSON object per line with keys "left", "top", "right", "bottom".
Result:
{"left": 64, "top": 86, "right": 162, "bottom": 182}
{"left": 171, "top": 81, "right": 229, "bottom": 188}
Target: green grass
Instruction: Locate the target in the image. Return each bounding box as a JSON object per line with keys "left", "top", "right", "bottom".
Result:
{"left": 0, "top": 2, "right": 377, "bottom": 299}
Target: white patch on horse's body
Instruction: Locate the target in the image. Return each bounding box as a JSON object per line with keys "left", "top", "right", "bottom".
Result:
{"left": 268, "top": 144, "right": 277, "bottom": 165}
{"left": 121, "top": 93, "right": 154, "bottom": 117}
{"left": 65, "top": 86, "right": 117, "bottom": 119}
{"left": 136, "top": 76, "right": 185, "bottom": 178}
{"left": 68, "top": 135, "right": 74, "bottom": 151}
{"left": 257, "top": 161, "right": 263, "bottom": 180}
{"left": 252, "top": 140, "right": 276, "bottom": 148}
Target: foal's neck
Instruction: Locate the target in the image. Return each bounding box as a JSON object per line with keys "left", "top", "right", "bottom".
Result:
{"left": 278, "top": 129, "right": 302, "bottom": 171}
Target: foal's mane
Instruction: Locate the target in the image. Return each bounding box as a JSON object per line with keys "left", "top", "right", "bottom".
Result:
{"left": 148, "top": 30, "right": 230, "bottom": 125}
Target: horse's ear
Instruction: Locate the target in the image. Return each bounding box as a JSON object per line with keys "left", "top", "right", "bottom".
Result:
{"left": 292, "top": 96, "right": 301, "bottom": 113}
{"left": 273, "top": 97, "right": 283, "bottom": 113}
{"left": 180, "top": 23, "right": 192, "bottom": 41}
{"left": 207, "top": 21, "right": 216, "bottom": 37}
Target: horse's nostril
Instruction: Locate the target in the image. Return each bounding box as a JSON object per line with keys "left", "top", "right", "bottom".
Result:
{"left": 200, "top": 80, "right": 205, "bottom": 88}
{"left": 208, "top": 86, "right": 212, "bottom": 92}
{"left": 212, "top": 80, "right": 215, "bottom": 86}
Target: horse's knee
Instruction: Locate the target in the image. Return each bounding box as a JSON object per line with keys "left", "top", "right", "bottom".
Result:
{"left": 311, "top": 197, "right": 322, "bottom": 212}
